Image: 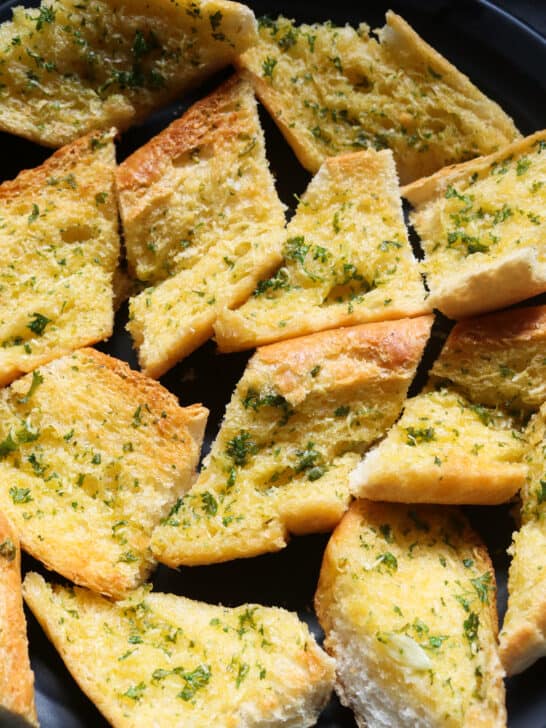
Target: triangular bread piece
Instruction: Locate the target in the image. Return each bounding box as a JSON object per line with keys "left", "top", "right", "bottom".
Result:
{"left": 118, "top": 75, "right": 286, "bottom": 378}
{"left": 0, "top": 348, "right": 207, "bottom": 598}
{"left": 350, "top": 307, "right": 546, "bottom": 505}
{"left": 500, "top": 403, "right": 546, "bottom": 675}
{"left": 0, "top": 513, "right": 37, "bottom": 726}
{"left": 237, "top": 12, "right": 520, "bottom": 184}
{"left": 0, "top": 128, "right": 120, "bottom": 387}
{"left": 214, "top": 149, "right": 429, "bottom": 353}
{"left": 151, "top": 316, "right": 432, "bottom": 566}
{"left": 0, "top": 0, "right": 257, "bottom": 146}
{"left": 350, "top": 387, "right": 526, "bottom": 505}
{"left": 403, "top": 130, "right": 546, "bottom": 319}
{"left": 23, "top": 572, "right": 335, "bottom": 728}
{"left": 315, "top": 501, "right": 506, "bottom": 728}
{"left": 428, "top": 305, "right": 546, "bottom": 415}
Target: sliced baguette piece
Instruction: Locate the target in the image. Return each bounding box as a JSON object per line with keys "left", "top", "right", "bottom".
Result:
{"left": 237, "top": 13, "right": 520, "bottom": 184}
{"left": 151, "top": 316, "right": 432, "bottom": 567}
{"left": 0, "top": 513, "right": 37, "bottom": 726}
{"left": 350, "top": 388, "right": 527, "bottom": 505}
{"left": 214, "top": 149, "right": 429, "bottom": 353}
{"left": 0, "top": 128, "right": 120, "bottom": 387}
{"left": 23, "top": 572, "right": 335, "bottom": 728}
{"left": 0, "top": 0, "right": 257, "bottom": 147}
{"left": 315, "top": 500, "right": 506, "bottom": 728}
{"left": 0, "top": 348, "right": 207, "bottom": 598}
{"left": 500, "top": 403, "right": 546, "bottom": 675}
{"left": 403, "top": 130, "right": 546, "bottom": 319}
{"left": 119, "top": 75, "right": 286, "bottom": 378}
{"left": 428, "top": 305, "right": 546, "bottom": 415}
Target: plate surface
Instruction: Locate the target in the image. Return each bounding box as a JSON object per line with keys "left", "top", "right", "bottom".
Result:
{"left": 0, "top": 1, "right": 545, "bottom": 726}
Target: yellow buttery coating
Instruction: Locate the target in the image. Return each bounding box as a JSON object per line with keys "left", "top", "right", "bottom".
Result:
{"left": 501, "top": 403, "right": 546, "bottom": 675}
{"left": 214, "top": 148, "right": 429, "bottom": 352}
{"left": 237, "top": 13, "right": 519, "bottom": 183}
{"left": 0, "top": 128, "right": 119, "bottom": 387}
{"left": 351, "top": 388, "right": 527, "bottom": 505}
{"left": 23, "top": 573, "right": 335, "bottom": 728}
{"left": 120, "top": 75, "right": 286, "bottom": 378}
{"left": 0, "top": 0, "right": 257, "bottom": 146}
{"left": 0, "top": 348, "right": 207, "bottom": 598}
{"left": 151, "top": 317, "right": 432, "bottom": 566}
{"left": 315, "top": 501, "right": 506, "bottom": 728}
{"left": 405, "top": 130, "right": 546, "bottom": 319}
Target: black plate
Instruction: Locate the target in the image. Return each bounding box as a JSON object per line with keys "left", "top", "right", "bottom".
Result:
{"left": 0, "top": 1, "right": 545, "bottom": 726}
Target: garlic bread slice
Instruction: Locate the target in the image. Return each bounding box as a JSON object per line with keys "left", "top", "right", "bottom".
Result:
{"left": 315, "top": 501, "right": 506, "bottom": 728}
{"left": 23, "top": 572, "right": 335, "bottom": 728}
{"left": 119, "top": 76, "right": 286, "bottom": 378}
{"left": 428, "top": 305, "right": 546, "bottom": 415}
{"left": 350, "top": 388, "right": 526, "bottom": 505}
{"left": 0, "top": 513, "right": 37, "bottom": 726}
{"left": 237, "top": 13, "right": 519, "bottom": 183}
{"left": 0, "top": 348, "right": 207, "bottom": 598}
{"left": 214, "top": 149, "right": 429, "bottom": 353}
{"left": 0, "top": 0, "right": 257, "bottom": 146}
{"left": 403, "top": 130, "right": 546, "bottom": 319}
{"left": 0, "top": 128, "right": 119, "bottom": 387}
{"left": 500, "top": 402, "right": 546, "bottom": 675}
{"left": 151, "top": 316, "right": 432, "bottom": 566}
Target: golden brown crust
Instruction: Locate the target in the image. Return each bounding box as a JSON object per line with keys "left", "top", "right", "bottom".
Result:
{"left": 402, "top": 129, "right": 546, "bottom": 207}
{"left": 116, "top": 75, "right": 249, "bottom": 192}
{"left": 442, "top": 305, "right": 546, "bottom": 351}
{"left": 0, "top": 127, "right": 117, "bottom": 203}
{"left": 256, "top": 315, "right": 434, "bottom": 402}
{"left": 0, "top": 513, "right": 37, "bottom": 725}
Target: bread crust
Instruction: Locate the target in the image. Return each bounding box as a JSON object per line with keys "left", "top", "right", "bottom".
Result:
{"left": 0, "top": 513, "right": 37, "bottom": 726}
{"left": 402, "top": 129, "right": 546, "bottom": 206}
{"left": 315, "top": 501, "right": 506, "bottom": 728}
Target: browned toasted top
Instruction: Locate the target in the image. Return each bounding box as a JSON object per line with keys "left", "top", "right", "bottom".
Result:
{"left": 444, "top": 306, "right": 546, "bottom": 351}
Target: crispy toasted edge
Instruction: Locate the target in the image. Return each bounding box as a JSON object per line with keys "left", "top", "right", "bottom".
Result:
{"left": 436, "top": 304, "right": 546, "bottom": 359}
{"left": 116, "top": 74, "right": 253, "bottom": 193}
{"left": 402, "top": 129, "right": 546, "bottom": 207}
{"left": 0, "top": 127, "right": 117, "bottom": 203}
{"left": 255, "top": 315, "right": 434, "bottom": 376}
{"left": 12, "top": 348, "right": 208, "bottom": 598}
{"left": 315, "top": 500, "right": 505, "bottom": 728}
{"left": 381, "top": 12, "right": 519, "bottom": 138}
{"left": 0, "top": 513, "right": 37, "bottom": 725}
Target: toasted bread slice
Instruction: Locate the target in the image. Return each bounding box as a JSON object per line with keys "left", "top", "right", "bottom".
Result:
{"left": 214, "top": 149, "right": 429, "bottom": 353}
{"left": 0, "top": 348, "right": 207, "bottom": 598}
{"left": 429, "top": 305, "right": 546, "bottom": 415}
{"left": 119, "top": 76, "right": 286, "bottom": 378}
{"left": 151, "top": 316, "right": 432, "bottom": 567}
{"left": 403, "top": 130, "right": 546, "bottom": 319}
{"left": 500, "top": 403, "right": 546, "bottom": 675}
{"left": 23, "top": 572, "right": 334, "bottom": 728}
{"left": 350, "top": 388, "right": 526, "bottom": 505}
{"left": 0, "top": 513, "right": 37, "bottom": 726}
{"left": 237, "top": 13, "right": 519, "bottom": 184}
{"left": 315, "top": 501, "right": 506, "bottom": 728}
{"left": 0, "top": 0, "right": 257, "bottom": 147}
{"left": 0, "top": 129, "right": 120, "bottom": 387}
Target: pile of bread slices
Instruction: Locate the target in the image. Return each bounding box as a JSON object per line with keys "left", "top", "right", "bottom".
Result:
{"left": 0, "top": 1, "right": 545, "bottom": 726}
